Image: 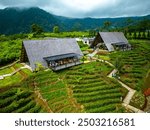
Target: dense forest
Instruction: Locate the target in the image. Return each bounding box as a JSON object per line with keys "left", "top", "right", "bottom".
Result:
{"left": 0, "top": 7, "right": 150, "bottom": 35}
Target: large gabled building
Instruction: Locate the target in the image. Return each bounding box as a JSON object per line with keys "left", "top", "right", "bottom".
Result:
{"left": 90, "top": 32, "right": 131, "bottom": 51}
{"left": 20, "top": 38, "right": 83, "bottom": 71}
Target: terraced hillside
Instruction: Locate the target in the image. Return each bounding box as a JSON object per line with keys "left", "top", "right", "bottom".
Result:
{"left": 30, "top": 70, "right": 83, "bottom": 113}
{"left": 0, "top": 63, "right": 31, "bottom": 88}
{"left": 0, "top": 60, "right": 130, "bottom": 113}
{"left": 59, "top": 61, "right": 124, "bottom": 113}
{"left": 110, "top": 40, "right": 150, "bottom": 91}
{"left": 0, "top": 61, "right": 125, "bottom": 113}
{"left": 0, "top": 87, "right": 46, "bottom": 113}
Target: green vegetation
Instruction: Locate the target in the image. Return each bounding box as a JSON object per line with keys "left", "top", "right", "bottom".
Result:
{"left": 21, "top": 69, "right": 32, "bottom": 76}
{"left": 0, "top": 31, "right": 89, "bottom": 65}
{"left": 31, "top": 24, "right": 43, "bottom": 35}
{"left": 0, "top": 30, "right": 150, "bottom": 113}
{"left": 53, "top": 26, "right": 60, "bottom": 33}
{"left": 0, "top": 88, "right": 45, "bottom": 113}
{"left": 0, "top": 67, "right": 13, "bottom": 75}
{"left": 30, "top": 70, "right": 82, "bottom": 113}
{"left": 58, "top": 62, "right": 124, "bottom": 113}
{"left": 145, "top": 70, "right": 150, "bottom": 89}
{"left": 44, "top": 31, "right": 89, "bottom": 38}
{"left": 0, "top": 61, "right": 126, "bottom": 113}
{"left": 0, "top": 7, "right": 149, "bottom": 35}
{"left": 77, "top": 41, "right": 89, "bottom": 51}
{"left": 126, "top": 31, "right": 150, "bottom": 40}
{"left": 0, "top": 72, "right": 22, "bottom": 88}
{"left": 0, "top": 40, "right": 22, "bottom": 65}
{"left": 130, "top": 91, "right": 145, "bottom": 109}
{"left": 110, "top": 40, "right": 150, "bottom": 91}
{"left": 0, "top": 63, "right": 32, "bottom": 88}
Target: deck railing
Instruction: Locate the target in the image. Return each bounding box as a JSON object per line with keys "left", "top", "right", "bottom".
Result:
{"left": 51, "top": 61, "right": 82, "bottom": 71}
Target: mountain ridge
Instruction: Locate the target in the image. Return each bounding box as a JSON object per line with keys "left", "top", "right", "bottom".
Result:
{"left": 0, "top": 7, "right": 149, "bottom": 35}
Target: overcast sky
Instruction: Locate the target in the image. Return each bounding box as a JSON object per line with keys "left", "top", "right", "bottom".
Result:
{"left": 0, "top": 0, "right": 150, "bottom": 18}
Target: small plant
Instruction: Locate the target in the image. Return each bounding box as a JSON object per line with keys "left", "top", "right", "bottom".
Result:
{"left": 35, "top": 62, "right": 45, "bottom": 72}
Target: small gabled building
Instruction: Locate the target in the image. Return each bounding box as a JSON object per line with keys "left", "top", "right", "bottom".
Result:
{"left": 82, "top": 37, "right": 95, "bottom": 46}
{"left": 90, "top": 32, "right": 131, "bottom": 51}
{"left": 20, "top": 38, "right": 83, "bottom": 71}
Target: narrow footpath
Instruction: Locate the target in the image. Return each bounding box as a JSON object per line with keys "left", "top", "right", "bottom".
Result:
{"left": 108, "top": 69, "right": 144, "bottom": 113}
{"left": 0, "top": 64, "right": 32, "bottom": 80}
{"left": 90, "top": 48, "right": 144, "bottom": 113}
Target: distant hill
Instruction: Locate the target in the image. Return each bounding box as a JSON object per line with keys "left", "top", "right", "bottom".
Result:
{"left": 0, "top": 7, "right": 150, "bottom": 35}
{"left": 0, "top": 7, "right": 59, "bottom": 34}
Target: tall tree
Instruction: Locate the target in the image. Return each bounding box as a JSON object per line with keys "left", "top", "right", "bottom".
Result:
{"left": 142, "top": 31, "right": 146, "bottom": 39}
{"left": 133, "top": 31, "right": 137, "bottom": 39}
{"left": 138, "top": 32, "right": 141, "bottom": 39}
{"left": 53, "top": 26, "right": 59, "bottom": 33}
{"left": 31, "top": 24, "right": 43, "bottom": 34}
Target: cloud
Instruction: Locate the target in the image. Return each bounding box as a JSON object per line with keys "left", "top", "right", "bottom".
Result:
{"left": 0, "top": 0, "right": 149, "bottom": 18}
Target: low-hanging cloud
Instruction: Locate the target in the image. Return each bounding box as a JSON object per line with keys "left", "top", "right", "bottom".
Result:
{"left": 0, "top": 0, "right": 149, "bottom": 18}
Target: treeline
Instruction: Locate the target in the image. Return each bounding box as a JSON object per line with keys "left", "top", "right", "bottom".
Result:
{"left": 125, "top": 31, "right": 150, "bottom": 40}
{"left": 123, "top": 19, "right": 150, "bottom": 39}
{"left": 0, "top": 40, "right": 22, "bottom": 66}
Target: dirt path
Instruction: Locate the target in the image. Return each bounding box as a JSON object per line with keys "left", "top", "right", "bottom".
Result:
{"left": 67, "top": 87, "right": 84, "bottom": 112}
{"left": 12, "top": 65, "right": 28, "bottom": 80}
{"left": 33, "top": 81, "right": 53, "bottom": 113}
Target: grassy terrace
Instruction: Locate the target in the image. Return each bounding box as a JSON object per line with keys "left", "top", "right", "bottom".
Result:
{"left": 0, "top": 61, "right": 126, "bottom": 113}
{"left": 0, "top": 40, "right": 149, "bottom": 113}
{"left": 0, "top": 67, "right": 13, "bottom": 75}
{"left": 109, "top": 40, "right": 150, "bottom": 91}
{"left": 58, "top": 61, "right": 124, "bottom": 113}
{"left": 31, "top": 70, "right": 82, "bottom": 113}
{"left": 0, "top": 72, "right": 22, "bottom": 88}
{"left": 0, "top": 87, "right": 46, "bottom": 113}
{"left": 0, "top": 63, "right": 32, "bottom": 88}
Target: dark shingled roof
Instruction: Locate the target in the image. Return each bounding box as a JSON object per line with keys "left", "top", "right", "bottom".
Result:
{"left": 22, "top": 38, "right": 83, "bottom": 70}
{"left": 99, "top": 32, "right": 129, "bottom": 51}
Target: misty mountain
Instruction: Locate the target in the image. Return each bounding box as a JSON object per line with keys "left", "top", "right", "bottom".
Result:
{"left": 0, "top": 7, "right": 149, "bottom": 35}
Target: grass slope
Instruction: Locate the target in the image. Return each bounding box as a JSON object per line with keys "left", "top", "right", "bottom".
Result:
{"left": 110, "top": 40, "right": 150, "bottom": 91}
{"left": 0, "top": 87, "right": 46, "bottom": 113}
{"left": 58, "top": 61, "right": 124, "bottom": 113}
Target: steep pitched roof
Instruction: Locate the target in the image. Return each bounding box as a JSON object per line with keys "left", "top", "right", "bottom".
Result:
{"left": 99, "top": 32, "right": 129, "bottom": 51}
{"left": 22, "top": 38, "right": 83, "bottom": 70}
